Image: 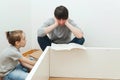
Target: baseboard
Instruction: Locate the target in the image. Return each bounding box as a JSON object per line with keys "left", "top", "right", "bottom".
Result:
{"left": 49, "top": 77, "right": 115, "bottom": 80}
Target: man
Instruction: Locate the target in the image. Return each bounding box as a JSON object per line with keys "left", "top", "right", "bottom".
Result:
{"left": 37, "top": 5, "right": 85, "bottom": 51}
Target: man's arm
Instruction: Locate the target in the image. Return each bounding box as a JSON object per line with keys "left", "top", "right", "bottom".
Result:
{"left": 65, "top": 20, "right": 83, "bottom": 38}
{"left": 37, "top": 18, "right": 58, "bottom": 37}
{"left": 44, "top": 18, "right": 58, "bottom": 34}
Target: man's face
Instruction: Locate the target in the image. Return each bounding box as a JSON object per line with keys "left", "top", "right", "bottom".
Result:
{"left": 57, "top": 19, "right": 67, "bottom": 26}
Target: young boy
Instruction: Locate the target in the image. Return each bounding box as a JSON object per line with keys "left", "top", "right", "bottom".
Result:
{"left": 0, "top": 30, "right": 36, "bottom": 80}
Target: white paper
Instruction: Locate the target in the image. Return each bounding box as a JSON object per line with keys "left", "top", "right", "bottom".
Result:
{"left": 51, "top": 43, "right": 86, "bottom": 50}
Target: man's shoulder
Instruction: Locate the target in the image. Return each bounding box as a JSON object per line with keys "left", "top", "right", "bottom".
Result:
{"left": 46, "top": 18, "right": 55, "bottom": 24}
{"left": 68, "top": 19, "right": 73, "bottom": 23}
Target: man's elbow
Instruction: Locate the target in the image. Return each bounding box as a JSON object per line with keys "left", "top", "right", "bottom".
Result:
{"left": 37, "top": 31, "right": 46, "bottom": 37}
{"left": 76, "top": 33, "right": 83, "bottom": 39}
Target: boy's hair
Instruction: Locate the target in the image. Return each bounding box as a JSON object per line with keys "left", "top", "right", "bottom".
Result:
{"left": 54, "top": 5, "right": 69, "bottom": 19}
{"left": 6, "top": 30, "right": 23, "bottom": 46}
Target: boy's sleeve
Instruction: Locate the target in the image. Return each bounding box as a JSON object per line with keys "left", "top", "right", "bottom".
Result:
{"left": 10, "top": 51, "right": 22, "bottom": 61}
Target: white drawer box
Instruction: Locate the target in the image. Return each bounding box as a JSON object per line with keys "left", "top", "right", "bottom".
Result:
{"left": 26, "top": 44, "right": 120, "bottom": 80}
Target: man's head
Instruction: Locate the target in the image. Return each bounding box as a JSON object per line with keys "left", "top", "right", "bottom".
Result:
{"left": 54, "top": 5, "right": 69, "bottom": 26}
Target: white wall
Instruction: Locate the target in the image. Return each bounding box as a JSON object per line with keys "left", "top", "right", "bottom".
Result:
{"left": 0, "top": 0, "right": 32, "bottom": 53}
{"left": 1, "top": 0, "right": 120, "bottom": 53}
{"left": 31, "top": 0, "right": 120, "bottom": 49}
{"left": 83, "top": 0, "right": 120, "bottom": 48}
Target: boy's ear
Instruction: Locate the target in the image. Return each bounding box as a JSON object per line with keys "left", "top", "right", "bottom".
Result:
{"left": 15, "top": 41, "right": 20, "bottom": 46}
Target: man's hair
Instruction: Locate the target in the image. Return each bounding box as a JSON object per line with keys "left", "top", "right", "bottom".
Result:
{"left": 54, "top": 5, "right": 69, "bottom": 19}
{"left": 6, "top": 30, "right": 23, "bottom": 46}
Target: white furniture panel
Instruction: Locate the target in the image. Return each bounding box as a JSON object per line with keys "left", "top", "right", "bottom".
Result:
{"left": 26, "top": 47, "right": 50, "bottom": 80}
{"left": 26, "top": 44, "right": 120, "bottom": 80}
{"left": 50, "top": 48, "right": 120, "bottom": 79}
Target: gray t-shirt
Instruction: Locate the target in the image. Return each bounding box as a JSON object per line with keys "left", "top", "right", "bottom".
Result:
{"left": 0, "top": 45, "right": 22, "bottom": 77}
{"left": 37, "top": 18, "right": 82, "bottom": 44}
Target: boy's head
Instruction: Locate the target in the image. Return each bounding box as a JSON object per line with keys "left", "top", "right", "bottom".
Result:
{"left": 6, "top": 30, "right": 26, "bottom": 48}
{"left": 54, "top": 5, "right": 69, "bottom": 26}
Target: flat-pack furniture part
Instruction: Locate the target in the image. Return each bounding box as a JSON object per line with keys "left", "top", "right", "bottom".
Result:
{"left": 26, "top": 44, "right": 120, "bottom": 80}
{"left": 22, "top": 49, "right": 42, "bottom": 61}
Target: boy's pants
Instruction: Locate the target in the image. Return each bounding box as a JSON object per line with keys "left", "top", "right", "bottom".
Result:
{"left": 3, "top": 64, "right": 28, "bottom": 80}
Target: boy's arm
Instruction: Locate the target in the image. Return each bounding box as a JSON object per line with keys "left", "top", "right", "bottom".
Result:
{"left": 21, "top": 62, "right": 33, "bottom": 70}
{"left": 19, "top": 56, "right": 36, "bottom": 66}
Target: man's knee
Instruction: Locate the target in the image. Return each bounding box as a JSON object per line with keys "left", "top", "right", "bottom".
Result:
{"left": 37, "top": 36, "right": 51, "bottom": 51}
{"left": 71, "top": 37, "right": 85, "bottom": 45}
{"left": 78, "top": 37, "right": 85, "bottom": 45}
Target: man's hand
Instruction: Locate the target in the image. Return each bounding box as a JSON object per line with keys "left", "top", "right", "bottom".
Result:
{"left": 65, "top": 19, "right": 83, "bottom": 38}
{"left": 65, "top": 19, "right": 69, "bottom": 26}
{"left": 54, "top": 18, "right": 59, "bottom": 26}
{"left": 44, "top": 18, "right": 58, "bottom": 34}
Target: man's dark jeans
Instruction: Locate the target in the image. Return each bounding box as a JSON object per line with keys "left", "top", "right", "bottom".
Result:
{"left": 38, "top": 35, "right": 85, "bottom": 51}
